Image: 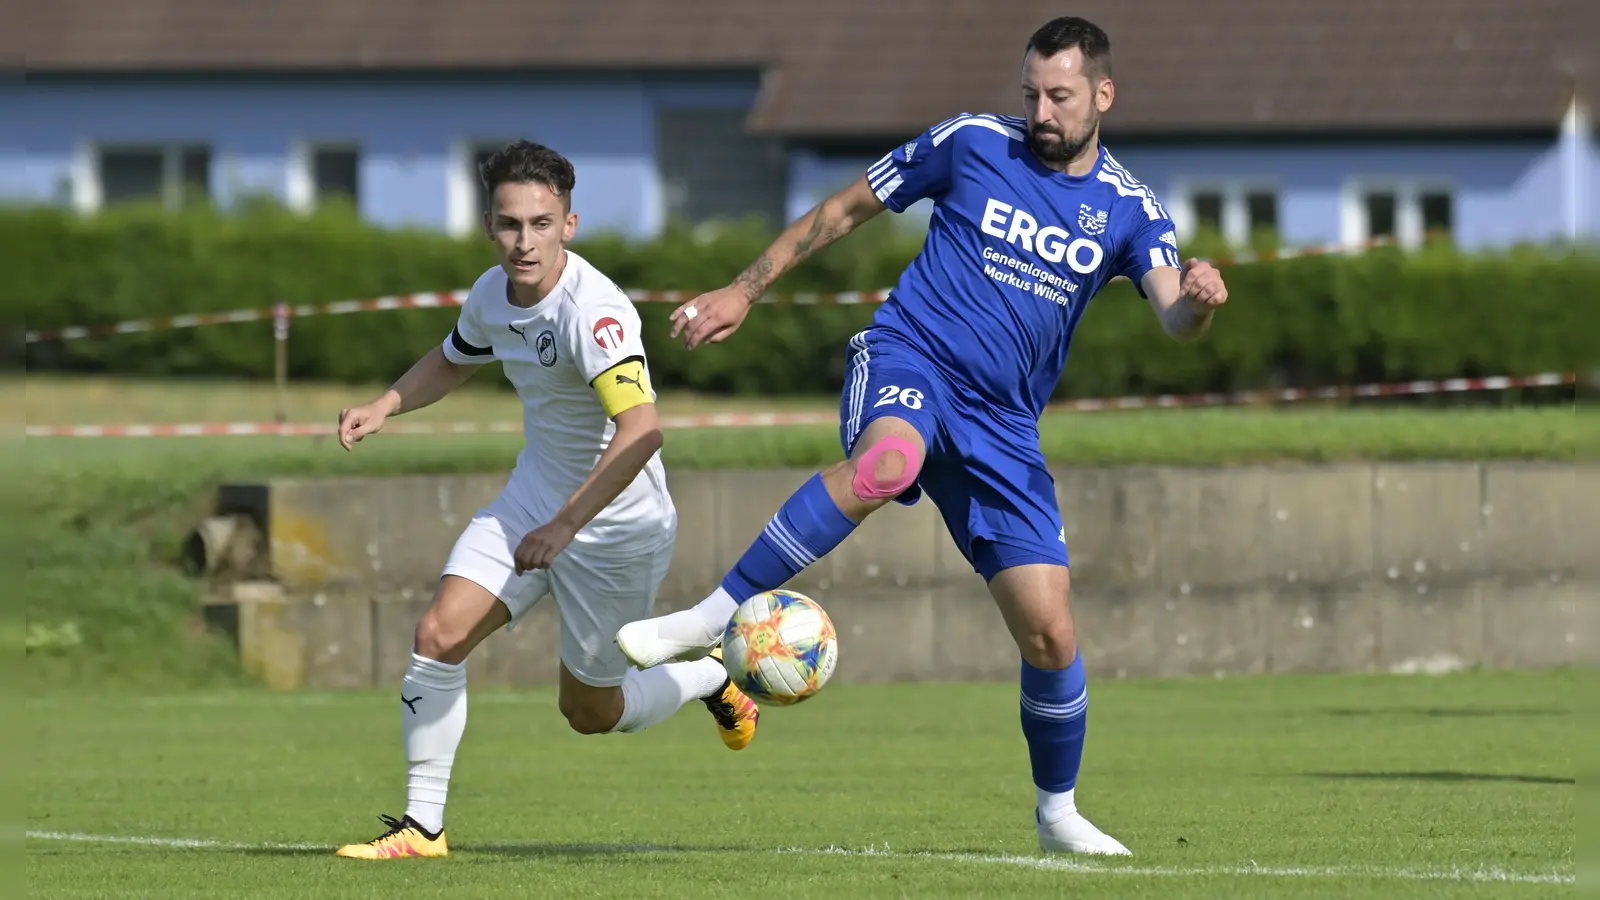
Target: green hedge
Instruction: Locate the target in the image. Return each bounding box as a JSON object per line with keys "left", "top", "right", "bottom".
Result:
{"left": 10, "top": 203, "right": 1595, "bottom": 397}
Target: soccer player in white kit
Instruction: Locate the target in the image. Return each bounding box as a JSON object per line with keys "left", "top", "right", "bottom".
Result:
{"left": 332, "top": 141, "right": 759, "bottom": 860}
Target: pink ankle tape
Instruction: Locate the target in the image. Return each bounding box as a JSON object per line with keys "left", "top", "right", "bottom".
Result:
{"left": 852, "top": 435, "right": 922, "bottom": 500}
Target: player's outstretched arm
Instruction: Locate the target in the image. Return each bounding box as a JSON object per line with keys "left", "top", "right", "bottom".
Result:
{"left": 336, "top": 346, "right": 479, "bottom": 450}
{"left": 513, "top": 400, "right": 663, "bottom": 572}
{"left": 671, "top": 175, "right": 888, "bottom": 350}
{"left": 1140, "top": 259, "right": 1229, "bottom": 342}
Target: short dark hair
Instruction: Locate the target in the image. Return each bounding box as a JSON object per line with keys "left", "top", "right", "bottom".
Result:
{"left": 479, "top": 140, "right": 576, "bottom": 210}
{"left": 1026, "top": 16, "right": 1113, "bottom": 81}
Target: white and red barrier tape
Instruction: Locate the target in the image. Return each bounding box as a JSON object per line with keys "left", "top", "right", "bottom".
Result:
{"left": 22, "top": 239, "right": 1393, "bottom": 344}
{"left": 22, "top": 373, "right": 1573, "bottom": 439}
{"left": 20, "top": 288, "right": 896, "bottom": 343}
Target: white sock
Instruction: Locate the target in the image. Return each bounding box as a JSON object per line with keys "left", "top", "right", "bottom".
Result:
{"left": 401, "top": 652, "right": 467, "bottom": 835}
{"left": 611, "top": 657, "right": 729, "bottom": 733}
{"left": 694, "top": 586, "right": 742, "bottom": 635}
{"left": 672, "top": 586, "right": 741, "bottom": 645}
{"left": 1037, "top": 786, "right": 1077, "bottom": 824}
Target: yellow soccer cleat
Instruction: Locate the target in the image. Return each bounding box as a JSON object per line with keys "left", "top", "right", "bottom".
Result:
{"left": 703, "top": 648, "right": 760, "bottom": 751}
{"left": 335, "top": 814, "right": 448, "bottom": 859}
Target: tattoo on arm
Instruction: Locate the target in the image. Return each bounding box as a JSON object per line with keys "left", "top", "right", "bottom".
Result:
{"left": 791, "top": 210, "right": 833, "bottom": 261}
{"left": 734, "top": 255, "right": 777, "bottom": 300}
{"left": 734, "top": 202, "right": 850, "bottom": 301}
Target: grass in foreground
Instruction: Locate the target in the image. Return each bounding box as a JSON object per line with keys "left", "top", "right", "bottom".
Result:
{"left": 26, "top": 670, "right": 1576, "bottom": 899}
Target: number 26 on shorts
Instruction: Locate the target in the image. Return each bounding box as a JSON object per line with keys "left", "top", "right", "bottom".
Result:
{"left": 874, "top": 385, "right": 924, "bottom": 410}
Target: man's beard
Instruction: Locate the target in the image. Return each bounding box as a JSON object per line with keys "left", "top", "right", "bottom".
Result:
{"left": 1028, "top": 113, "right": 1098, "bottom": 165}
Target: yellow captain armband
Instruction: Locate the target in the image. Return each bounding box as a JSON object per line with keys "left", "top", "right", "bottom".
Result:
{"left": 593, "top": 357, "right": 654, "bottom": 417}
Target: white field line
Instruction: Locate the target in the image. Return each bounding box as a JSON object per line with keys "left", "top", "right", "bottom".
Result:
{"left": 25, "top": 830, "right": 1573, "bottom": 885}
{"left": 28, "top": 831, "right": 326, "bottom": 852}
{"left": 788, "top": 845, "right": 1573, "bottom": 884}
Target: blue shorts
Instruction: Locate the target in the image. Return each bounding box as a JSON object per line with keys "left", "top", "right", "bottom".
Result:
{"left": 838, "top": 329, "right": 1068, "bottom": 581}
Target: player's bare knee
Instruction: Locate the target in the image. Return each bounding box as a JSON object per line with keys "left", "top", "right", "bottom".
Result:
{"left": 413, "top": 609, "right": 473, "bottom": 665}
{"left": 1019, "top": 620, "right": 1078, "bottom": 670}
{"left": 562, "top": 707, "right": 614, "bottom": 735}
{"left": 559, "top": 696, "right": 620, "bottom": 735}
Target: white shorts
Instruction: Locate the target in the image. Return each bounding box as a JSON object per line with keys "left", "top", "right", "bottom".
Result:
{"left": 440, "top": 504, "right": 674, "bottom": 688}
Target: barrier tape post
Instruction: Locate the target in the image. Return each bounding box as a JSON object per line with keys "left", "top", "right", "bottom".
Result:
{"left": 272, "top": 302, "right": 291, "bottom": 424}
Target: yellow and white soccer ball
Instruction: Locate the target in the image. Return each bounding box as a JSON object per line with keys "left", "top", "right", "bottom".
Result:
{"left": 720, "top": 590, "right": 838, "bottom": 705}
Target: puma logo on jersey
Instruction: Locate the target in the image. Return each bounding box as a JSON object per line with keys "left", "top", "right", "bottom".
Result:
{"left": 615, "top": 372, "right": 645, "bottom": 394}
{"left": 508, "top": 323, "right": 526, "bottom": 338}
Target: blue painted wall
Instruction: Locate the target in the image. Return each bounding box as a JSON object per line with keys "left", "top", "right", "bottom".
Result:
{"left": 790, "top": 137, "right": 1595, "bottom": 251}
{"left": 1122, "top": 141, "right": 1579, "bottom": 249}
{"left": 3, "top": 75, "right": 760, "bottom": 239}
{"left": 5, "top": 77, "right": 1593, "bottom": 249}
{"left": 1586, "top": 136, "right": 1599, "bottom": 241}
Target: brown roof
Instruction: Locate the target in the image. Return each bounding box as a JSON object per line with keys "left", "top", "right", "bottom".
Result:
{"left": 752, "top": 0, "right": 1599, "bottom": 137}
{"left": 19, "top": 0, "right": 1597, "bottom": 138}
{"left": 19, "top": 0, "right": 781, "bottom": 70}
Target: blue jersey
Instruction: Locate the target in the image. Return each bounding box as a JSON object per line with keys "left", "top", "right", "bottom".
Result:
{"left": 866, "top": 113, "right": 1181, "bottom": 417}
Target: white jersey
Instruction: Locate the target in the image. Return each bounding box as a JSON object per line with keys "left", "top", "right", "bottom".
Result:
{"left": 440, "top": 251, "right": 674, "bottom": 547}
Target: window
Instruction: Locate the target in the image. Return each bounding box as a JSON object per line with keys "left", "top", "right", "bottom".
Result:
{"left": 1420, "top": 190, "right": 1453, "bottom": 242}
{"left": 288, "top": 143, "right": 361, "bottom": 212}
{"left": 312, "top": 146, "right": 360, "bottom": 207}
{"left": 1246, "top": 191, "right": 1279, "bottom": 233}
{"left": 1362, "top": 191, "right": 1398, "bottom": 240}
{"left": 448, "top": 139, "right": 521, "bottom": 236}
{"left": 656, "top": 108, "right": 787, "bottom": 230}
{"left": 179, "top": 147, "right": 210, "bottom": 203}
{"left": 471, "top": 145, "right": 501, "bottom": 219}
{"left": 99, "top": 149, "right": 164, "bottom": 204}
{"left": 93, "top": 144, "right": 211, "bottom": 210}
{"left": 1344, "top": 181, "right": 1454, "bottom": 248}
{"left": 1191, "top": 190, "right": 1225, "bottom": 234}
{"left": 457, "top": 141, "right": 517, "bottom": 230}
{"left": 1174, "top": 183, "right": 1280, "bottom": 248}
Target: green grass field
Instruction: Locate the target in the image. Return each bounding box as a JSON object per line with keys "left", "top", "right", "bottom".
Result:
{"left": 21, "top": 375, "right": 836, "bottom": 426}
{"left": 21, "top": 405, "right": 1592, "bottom": 475}
{"left": 16, "top": 376, "right": 1592, "bottom": 688}
{"left": 18, "top": 375, "right": 1593, "bottom": 471}
{"left": 26, "top": 670, "right": 1577, "bottom": 899}
{"left": 20, "top": 375, "right": 1585, "bottom": 896}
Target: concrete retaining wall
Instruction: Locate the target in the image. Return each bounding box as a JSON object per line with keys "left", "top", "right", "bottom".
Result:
{"left": 209, "top": 463, "right": 1596, "bottom": 689}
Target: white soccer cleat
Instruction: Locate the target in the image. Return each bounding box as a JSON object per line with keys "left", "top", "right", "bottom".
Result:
{"left": 1036, "top": 808, "right": 1132, "bottom": 856}
{"left": 615, "top": 612, "right": 720, "bottom": 669}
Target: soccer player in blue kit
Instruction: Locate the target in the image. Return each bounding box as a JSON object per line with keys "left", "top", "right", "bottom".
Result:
{"left": 617, "top": 17, "right": 1228, "bottom": 854}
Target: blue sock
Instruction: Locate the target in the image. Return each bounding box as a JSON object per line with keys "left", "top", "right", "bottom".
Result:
{"left": 722, "top": 474, "right": 857, "bottom": 601}
{"left": 1019, "top": 654, "right": 1088, "bottom": 800}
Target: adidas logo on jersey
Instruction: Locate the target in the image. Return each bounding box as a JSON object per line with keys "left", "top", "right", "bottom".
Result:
{"left": 980, "top": 198, "right": 1105, "bottom": 275}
